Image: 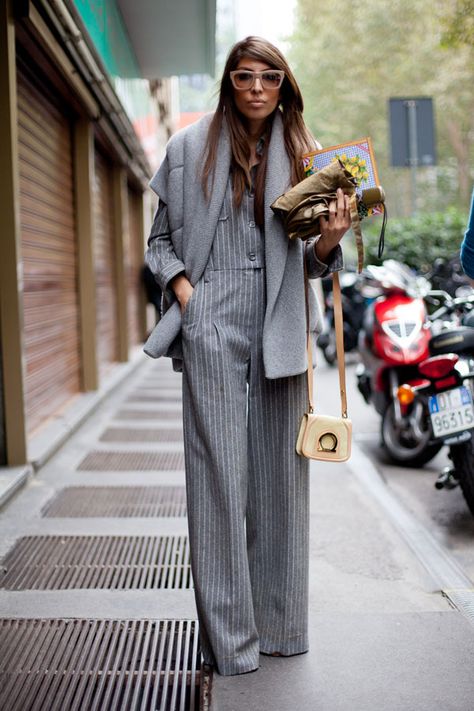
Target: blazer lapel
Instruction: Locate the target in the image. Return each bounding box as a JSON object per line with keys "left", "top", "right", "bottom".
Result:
{"left": 264, "top": 111, "right": 292, "bottom": 318}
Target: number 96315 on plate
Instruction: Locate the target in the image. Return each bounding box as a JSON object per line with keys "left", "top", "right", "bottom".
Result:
{"left": 429, "top": 386, "right": 474, "bottom": 438}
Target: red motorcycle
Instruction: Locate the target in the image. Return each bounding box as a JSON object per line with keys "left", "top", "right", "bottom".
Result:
{"left": 356, "top": 260, "right": 442, "bottom": 466}
{"left": 395, "top": 292, "right": 474, "bottom": 514}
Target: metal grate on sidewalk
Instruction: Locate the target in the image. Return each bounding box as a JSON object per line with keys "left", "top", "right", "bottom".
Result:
{"left": 115, "top": 410, "right": 182, "bottom": 421}
{"left": 100, "top": 428, "right": 183, "bottom": 443}
{"left": 127, "top": 394, "right": 181, "bottom": 403}
{"left": 42, "top": 486, "right": 187, "bottom": 518}
{"left": 0, "top": 536, "right": 192, "bottom": 590}
{"left": 132, "top": 386, "right": 182, "bottom": 391}
{"left": 0, "top": 618, "right": 205, "bottom": 711}
{"left": 77, "top": 451, "right": 185, "bottom": 471}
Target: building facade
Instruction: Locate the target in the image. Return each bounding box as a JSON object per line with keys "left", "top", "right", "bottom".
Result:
{"left": 0, "top": 0, "right": 215, "bottom": 466}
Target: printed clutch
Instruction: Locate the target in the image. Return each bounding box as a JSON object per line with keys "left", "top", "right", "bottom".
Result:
{"left": 302, "top": 138, "right": 383, "bottom": 218}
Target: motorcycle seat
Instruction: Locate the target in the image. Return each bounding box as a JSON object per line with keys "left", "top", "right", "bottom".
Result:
{"left": 429, "top": 327, "right": 474, "bottom": 355}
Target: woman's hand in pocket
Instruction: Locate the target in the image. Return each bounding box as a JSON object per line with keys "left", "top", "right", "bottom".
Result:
{"left": 170, "top": 274, "right": 194, "bottom": 314}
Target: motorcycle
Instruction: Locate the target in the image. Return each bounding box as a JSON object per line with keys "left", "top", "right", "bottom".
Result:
{"left": 317, "top": 270, "right": 367, "bottom": 365}
{"left": 395, "top": 292, "right": 474, "bottom": 514}
{"left": 356, "top": 260, "right": 442, "bottom": 466}
{"left": 426, "top": 255, "right": 472, "bottom": 297}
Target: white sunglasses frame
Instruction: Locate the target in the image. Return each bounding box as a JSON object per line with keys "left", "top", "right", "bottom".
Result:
{"left": 229, "top": 69, "right": 285, "bottom": 91}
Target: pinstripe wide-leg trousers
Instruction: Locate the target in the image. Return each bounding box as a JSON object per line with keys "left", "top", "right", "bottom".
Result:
{"left": 181, "top": 267, "right": 309, "bottom": 676}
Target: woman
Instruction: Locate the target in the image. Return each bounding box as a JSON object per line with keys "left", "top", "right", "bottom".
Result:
{"left": 461, "top": 187, "right": 474, "bottom": 285}
{"left": 145, "top": 36, "right": 350, "bottom": 676}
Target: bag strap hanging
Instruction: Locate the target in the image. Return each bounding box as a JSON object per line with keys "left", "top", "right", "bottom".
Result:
{"left": 304, "top": 261, "right": 348, "bottom": 418}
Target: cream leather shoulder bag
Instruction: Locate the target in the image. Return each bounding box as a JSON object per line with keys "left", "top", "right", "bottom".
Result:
{"left": 296, "top": 268, "right": 352, "bottom": 462}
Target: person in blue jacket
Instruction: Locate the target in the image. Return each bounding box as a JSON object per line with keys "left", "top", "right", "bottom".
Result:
{"left": 461, "top": 188, "right": 474, "bottom": 283}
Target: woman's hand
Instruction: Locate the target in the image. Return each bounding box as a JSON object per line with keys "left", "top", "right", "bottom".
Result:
{"left": 315, "top": 188, "right": 351, "bottom": 263}
{"left": 171, "top": 274, "right": 194, "bottom": 313}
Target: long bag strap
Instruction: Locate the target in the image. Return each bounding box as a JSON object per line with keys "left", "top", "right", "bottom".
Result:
{"left": 304, "top": 261, "right": 348, "bottom": 418}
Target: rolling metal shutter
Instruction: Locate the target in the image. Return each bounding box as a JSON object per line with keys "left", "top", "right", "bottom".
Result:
{"left": 93, "top": 148, "right": 119, "bottom": 374}
{"left": 17, "top": 68, "right": 81, "bottom": 436}
{"left": 127, "top": 187, "right": 144, "bottom": 346}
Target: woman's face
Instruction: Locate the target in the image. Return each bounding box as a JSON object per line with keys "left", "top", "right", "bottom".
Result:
{"left": 231, "top": 57, "right": 281, "bottom": 129}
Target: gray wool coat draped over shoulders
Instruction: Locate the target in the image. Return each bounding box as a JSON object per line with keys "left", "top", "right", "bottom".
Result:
{"left": 144, "top": 110, "right": 342, "bottom": 379}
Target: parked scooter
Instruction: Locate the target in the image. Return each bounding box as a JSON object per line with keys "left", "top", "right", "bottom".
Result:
{"left": 396, "top": 292, "right": 474, "bottom": 514}
{"left": 356, "top": 260, "right": 442, "bottom": 466}
{"left": 317, "top": 270, "right": 367, "bottom": 365}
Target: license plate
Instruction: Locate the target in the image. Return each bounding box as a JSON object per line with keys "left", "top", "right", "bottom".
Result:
{"left": 429, "top": 386, "right": 474, "bottom": 438}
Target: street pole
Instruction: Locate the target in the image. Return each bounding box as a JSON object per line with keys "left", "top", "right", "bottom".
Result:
{"left": 406, "top": 99, "right": 418, "bottom": 215}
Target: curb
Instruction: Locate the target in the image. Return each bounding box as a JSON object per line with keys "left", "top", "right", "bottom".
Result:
{"left": 0, "top": 466, "right": 33, "bottom": 510}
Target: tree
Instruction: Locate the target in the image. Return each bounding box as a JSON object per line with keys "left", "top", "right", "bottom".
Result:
{"left": 441, "top": 0, "right": 474, "bottom": 47}
{"left": 362, "top": 208, "right": 468, "bottom": 270}
{"left": 289, "top": 0, "right": 474, "bottom": 214}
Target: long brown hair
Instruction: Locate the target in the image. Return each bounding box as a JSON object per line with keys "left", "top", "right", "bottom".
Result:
{"left": 201, "top": 36, "right": 315, "bottom": 226}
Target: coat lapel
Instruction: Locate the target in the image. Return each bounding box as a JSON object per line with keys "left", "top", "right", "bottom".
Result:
{"left": 184, "top": 118, "right": 231, "bottom": 284}
{"left": 264, "top": 111, "right": 292, "bottom": 319}
{"left": 182, "top": 110, "right": 291, "bottom": 300}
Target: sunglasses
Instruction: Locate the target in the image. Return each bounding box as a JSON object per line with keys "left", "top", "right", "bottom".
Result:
{"left": 229, "top": 70, "right": 285, "bottom": 91}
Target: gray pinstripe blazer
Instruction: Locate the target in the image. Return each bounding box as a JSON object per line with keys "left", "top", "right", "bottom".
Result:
{"left": 144, "top": 111, "right": 342, "bottom": 379}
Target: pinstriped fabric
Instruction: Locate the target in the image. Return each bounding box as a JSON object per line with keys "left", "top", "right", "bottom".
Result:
{"left": 147, "top": 195, "right": 341, "bottom": 295}
{"left": 181, "top": 185, "right": 309, "bottom": 676}
{"left": 209, "top": 177, "right": 264, "bottom": 270}
{"left": 246, "top": 365, "right": 309, "bottom": 654}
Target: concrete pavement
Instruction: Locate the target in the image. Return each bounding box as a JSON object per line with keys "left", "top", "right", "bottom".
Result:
{"left": 0, "top": 355, "right": 473, "bottom": 710}
{"left": 212, "top": 451, "right": 474, "bottom": 710}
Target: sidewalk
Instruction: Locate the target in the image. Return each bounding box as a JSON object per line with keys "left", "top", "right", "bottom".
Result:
{"left": 212, "top": 451, "right": 474, "bottom": 710}
{"left": 0, "top": 356, "right": 473, "bottom": 710}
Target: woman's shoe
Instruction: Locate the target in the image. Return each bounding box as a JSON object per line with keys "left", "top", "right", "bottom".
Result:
{"left": 260, "top": 651, "right": 282, "bottom": 657}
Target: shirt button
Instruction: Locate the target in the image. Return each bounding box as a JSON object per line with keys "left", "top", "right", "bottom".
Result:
{"left": 248, "top": 252, "right": 256, "bottom": 261}
{"left": 249, "top": 220, "right": 256, "bottom": 227}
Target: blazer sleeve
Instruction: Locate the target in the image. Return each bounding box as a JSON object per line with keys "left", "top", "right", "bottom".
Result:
{"left": 305, "top": 237, "right": 343, "bottom": 279}
{"left": 145, "top": 201, "right": 186, "bottom": 292}
{"left": 461, "top": 188, "right": 474, "bottom": 279}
